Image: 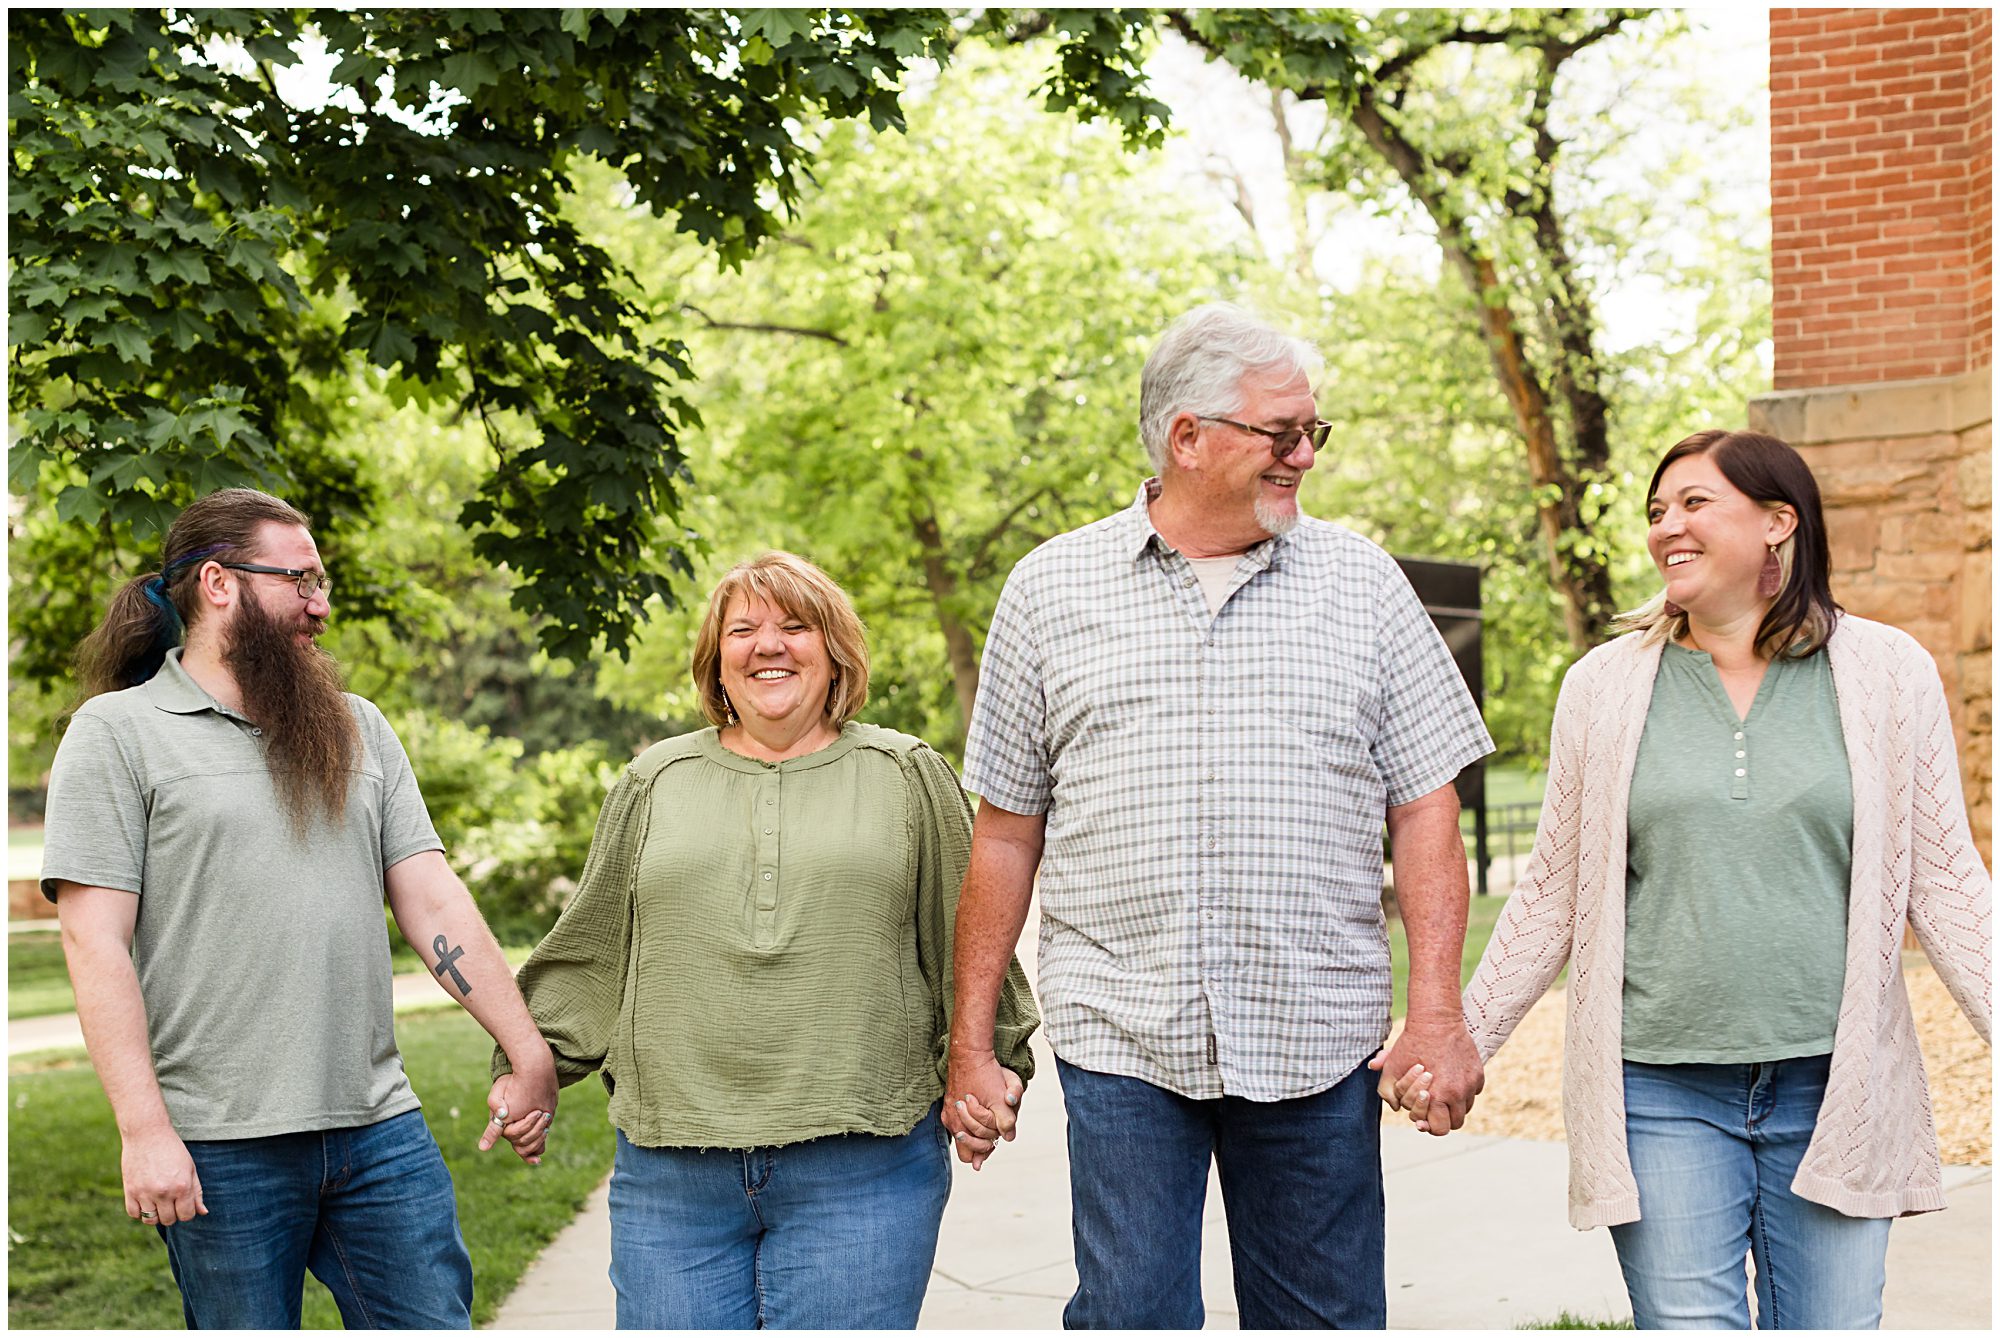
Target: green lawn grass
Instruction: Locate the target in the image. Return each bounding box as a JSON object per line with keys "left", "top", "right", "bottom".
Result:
{"left": 8, "top": 934, "right": 76, "bottom": 1020}
{"left": 6, "top": 1009, "right": 612, "bottom": 1329}
{"left": 7, "top": 934, "right": 531, "bottom": 1020}
{"left": 1519, "top": 1312, "right": 1635, "bottom": 1329}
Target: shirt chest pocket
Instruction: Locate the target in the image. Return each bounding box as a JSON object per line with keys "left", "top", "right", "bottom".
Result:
{"left": 1265, "top": 671, "right": 1374, "bottom": 757}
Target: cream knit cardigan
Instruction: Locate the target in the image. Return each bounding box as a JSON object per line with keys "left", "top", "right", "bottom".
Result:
{"left": 1462, "top": 614, "right": 1992, "bottom": 1229}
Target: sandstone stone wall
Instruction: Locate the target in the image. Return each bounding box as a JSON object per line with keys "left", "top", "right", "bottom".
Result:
{"left": 1750, "top": 370, "right": 1992, "bottom": 858}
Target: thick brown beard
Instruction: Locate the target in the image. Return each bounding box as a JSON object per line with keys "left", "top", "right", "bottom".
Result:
{"left": 223, "top": 594, "right": 359, "bottom": 834}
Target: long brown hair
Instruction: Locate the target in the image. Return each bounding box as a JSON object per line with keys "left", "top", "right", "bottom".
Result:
{"left": 1616, "top": 430, "right": 1841, "bottom": 658}
{"left": 75, "top": 489, "right": 313, "bottom": 698}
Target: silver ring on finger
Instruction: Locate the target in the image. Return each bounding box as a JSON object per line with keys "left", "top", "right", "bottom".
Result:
{"left": 139, "top": 1209, "right": 158, "bottom": 1221}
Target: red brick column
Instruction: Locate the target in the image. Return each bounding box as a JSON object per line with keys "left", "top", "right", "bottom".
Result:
{"left": 1770, "top": 8, "right": 1991, "bottom": 384}
{"left": 1754, "top": 9, "right": 1992, "bottom": 857}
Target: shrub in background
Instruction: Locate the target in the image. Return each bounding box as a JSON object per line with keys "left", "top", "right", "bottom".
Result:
{"left": 393, "top": 709, "right": 619, "bottom": 941}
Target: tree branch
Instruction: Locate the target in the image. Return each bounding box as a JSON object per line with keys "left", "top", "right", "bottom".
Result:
{"left": 1547, "top": 10, "right": 1642, "bottom": 65}
{"left": 969, "top": 486, "right": 1050, "bottom": 570}
{"left": 1374, "top": 26, "right": 1515, "bottom": 86}
{"left": 675, "top": 303, "right": 848, "bottom": 345}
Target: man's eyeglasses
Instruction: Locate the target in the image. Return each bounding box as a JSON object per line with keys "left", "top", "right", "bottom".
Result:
{"left": 219, "top": 563, "right": 334, "bottom": 599}
{"left": 1197, "top": 415, "right": 1334, "bottom": 459}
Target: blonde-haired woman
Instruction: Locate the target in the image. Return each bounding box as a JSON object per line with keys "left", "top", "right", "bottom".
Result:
{"left": 498, "top": 551, "right": 1038, "bottom": 1328}
{"left": 1390, "top": 431, "right": 1990, "bottom": 1329}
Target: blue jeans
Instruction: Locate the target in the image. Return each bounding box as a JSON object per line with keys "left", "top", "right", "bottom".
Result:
{"left": 1610, "top": 1055, "right": 1892, "bottom": 1329}
{"left": 1055, "top": 1055, "right": 1385, "bottom": 1329}
{"left": 608, "top": 1102, "right": 950, "bottom": 1328}
{"left": 159, "top": 1108, "right": 473, "bottom": 1329}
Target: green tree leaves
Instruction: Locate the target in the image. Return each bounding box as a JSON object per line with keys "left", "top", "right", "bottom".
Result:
{"left": 9, "top": 8, "right": 956, "bottom": 673}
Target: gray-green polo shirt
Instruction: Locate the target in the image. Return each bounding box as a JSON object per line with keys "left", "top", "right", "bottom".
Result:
{"left": 40, "top": 648, "right": 442, "bottom": 1139}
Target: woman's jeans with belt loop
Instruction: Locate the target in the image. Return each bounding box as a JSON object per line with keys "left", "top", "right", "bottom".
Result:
{"left": 607, "top": 1101, "right": 950, "bottom": 1329}
{"left": 159, "top": 1109, "right": 473, "bottom": 1329}
{"left": 1609, "top": 1054, "right": 1892, "bottom": 1330}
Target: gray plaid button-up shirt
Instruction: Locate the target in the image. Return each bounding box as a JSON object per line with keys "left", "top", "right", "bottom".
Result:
{"left": 963, "top": 481, "right": 1493, "bottom": 1101}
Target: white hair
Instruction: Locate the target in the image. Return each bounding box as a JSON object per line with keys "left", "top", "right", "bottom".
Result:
{"left": 1137, "top": 302, "right": 1323, "bottom": 473}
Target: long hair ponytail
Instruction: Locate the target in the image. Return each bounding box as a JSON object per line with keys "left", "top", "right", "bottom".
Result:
{"left": 72, "top": 489, "right": 312, "bottom": 699}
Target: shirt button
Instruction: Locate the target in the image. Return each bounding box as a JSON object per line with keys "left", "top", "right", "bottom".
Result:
{"left": 762, "top": 871, "right": 773, "bottom": 881}
{"left": 251, "top": 727, "right": 263, "bottom": 736}
{"left": 1207, "top": 837, "right": 1218, "bottom": 849}
{"left": 763, "top": 827, "right": 773, "bottom": 834}
{"left": 1735, "top": 768, "right": 1747, "bottom": 777}
{"left": 1182, "top": 576, "right": 1195, "bottom": 588}
{"left": 1735, "top": 751, "right": 1746, "bottom": 759}
{"left": 766, "top": 798, "right": 775, "bottom": 806}
{"left": 1734, "top": 732, "right": 1744, "bottom": 741}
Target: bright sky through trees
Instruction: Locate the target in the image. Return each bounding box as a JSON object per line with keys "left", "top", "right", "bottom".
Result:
{"left": 1150, "top": 9, "right": 1769, "bottom": 360}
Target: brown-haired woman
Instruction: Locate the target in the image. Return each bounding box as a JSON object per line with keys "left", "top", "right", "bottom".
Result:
{"left": 1389, "top": 431, "right": 1991, "bottom": 1328}
{"left": 497, "top": 550, "right": 1038, "bottom": 1329}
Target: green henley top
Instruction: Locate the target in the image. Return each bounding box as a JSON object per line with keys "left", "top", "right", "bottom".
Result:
{"left": 1622, "top": 643, "right": 1852, "bottom": 1064}
{"left": 497, "top": 722, "right": 1039, "bottom": 1148}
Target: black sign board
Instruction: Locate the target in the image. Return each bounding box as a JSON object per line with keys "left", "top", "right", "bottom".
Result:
{"left": 1393, "top": 556, "right": 1491, "bottom": 894}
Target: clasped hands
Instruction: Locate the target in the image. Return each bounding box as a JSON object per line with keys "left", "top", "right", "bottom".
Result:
{"left": 481, "top": 1068, "right": 560, "bottom": 1164}
{"left": 1368, "top": 1018, "right": 1484, "bottom": 1136}
{"left": 941, "top": 1045, "right": 1025, "bottom": 1169}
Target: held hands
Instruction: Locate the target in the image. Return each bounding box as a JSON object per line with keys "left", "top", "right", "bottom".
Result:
{"left": 122, "top": 1124, "right": 207, "bottom": 1226}
{"left": 1368, "top": 1017, "right": 1484, "bottom": 1137}
{"left": 941, "top": 1045, "right": 1025, "bottom": 1170}
{"left": 482, "top": 1070, "right": 559, "bottom": 1164}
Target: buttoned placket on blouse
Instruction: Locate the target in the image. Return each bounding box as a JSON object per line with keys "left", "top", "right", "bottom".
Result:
{"left": 1155, "top": 535, "right": 1277, "bottom": 1081}
{"left": 754, "top": 768, "right": 782, "bottom": 944}
{"left": 1680, "top": 646, "right": 1779, "bottom": 801}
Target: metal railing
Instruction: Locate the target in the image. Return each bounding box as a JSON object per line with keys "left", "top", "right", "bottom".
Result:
{"left": 1463, "top": 800, "right": 1545, "bottom": 896}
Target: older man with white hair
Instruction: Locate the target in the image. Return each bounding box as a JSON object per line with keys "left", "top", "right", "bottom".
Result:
{"left": 943, "top": 303, "right": 1493, "bottom": 1328}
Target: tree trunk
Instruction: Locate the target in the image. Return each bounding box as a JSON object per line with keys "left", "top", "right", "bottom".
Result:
{"left": 1349, "top": 93, "right": 1614, "bottom": 648}
{"left": 912, "top": 507, "right": 982, "bottom": 747}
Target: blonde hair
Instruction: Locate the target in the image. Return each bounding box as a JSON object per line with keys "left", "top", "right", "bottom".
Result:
{"left": 690, "top": 552, "right": 870, "bottom": 728}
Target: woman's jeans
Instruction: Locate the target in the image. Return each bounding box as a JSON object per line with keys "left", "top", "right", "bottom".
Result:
{"left": 1609, "top": 1054, "right": 1892, "bottom": 1330}
{"left": 608, "top": 1102, "right": 950, "bottom": 1329}
{"left": 160, "top": 1109, "right": 473, "bottom": 1329}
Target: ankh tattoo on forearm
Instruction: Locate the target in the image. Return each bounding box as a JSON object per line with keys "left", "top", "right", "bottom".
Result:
{"left": 432, "top": 934, "right": 472, "bottom": 996}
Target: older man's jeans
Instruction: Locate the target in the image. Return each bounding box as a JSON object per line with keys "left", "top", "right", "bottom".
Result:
{"left": 1055, "top": 1055, "right": 1386, "bottom": 1329}
{"left": 1609, "top": 1055, "right": 1892, "bottom": 1330}
{"left": 159, "top": 1108, "right": 473, "bottom": 1329}
{"left": 607, "top": 1102, "right": 951, "bottom": 1328}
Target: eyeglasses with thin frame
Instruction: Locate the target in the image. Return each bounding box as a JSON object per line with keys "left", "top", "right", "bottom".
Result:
{"left": 1196, "top": 415, "right": 1333, "bottom": 459}
{"left": 219, "top": 562, "right": 334, "bottom": 599}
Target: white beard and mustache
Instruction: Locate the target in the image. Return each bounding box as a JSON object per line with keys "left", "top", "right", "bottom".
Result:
{"left": 1254, "top": 494, "right": 1302, "bottom": 536}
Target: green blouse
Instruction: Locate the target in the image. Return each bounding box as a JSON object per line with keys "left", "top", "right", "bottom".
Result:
{"left": 1622, "top": 644, "right": 1852, "bottom": 1064}
{"left": 495, "top": 722, "right": 1039, "bottom": 1147}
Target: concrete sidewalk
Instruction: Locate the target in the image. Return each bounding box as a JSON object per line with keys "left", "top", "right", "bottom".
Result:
{"left": 488, "top": 1022, "right": 1992, "bottom": 1330}
{"left": 8, "top": 971, "right": 471, "bottom": 1057}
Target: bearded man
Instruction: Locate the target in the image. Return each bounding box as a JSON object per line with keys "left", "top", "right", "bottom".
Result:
{"left": 944, "top": 303, "right": 1494, "bottom": 1328}
{"left": 40, "top": 488, "right": 558, "bottom": 1329}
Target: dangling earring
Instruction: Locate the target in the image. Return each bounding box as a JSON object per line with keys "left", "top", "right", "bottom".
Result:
{"left": 1756, "top": 544, "right": 1782, "bottom": 599}
{"left": 720, "top": 686, "right": 737, "bottom": 727}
